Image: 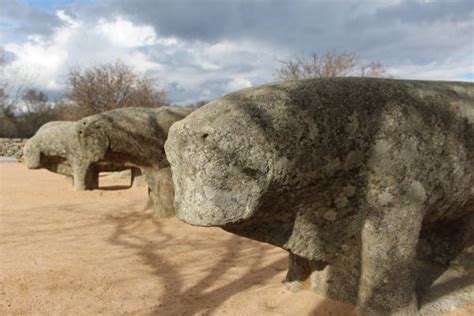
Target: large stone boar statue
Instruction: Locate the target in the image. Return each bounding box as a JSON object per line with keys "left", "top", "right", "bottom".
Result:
{"left": 23, "top": 121, "right": 137, "bottom": 190}
{"left": 77, "top": 106, "right": 194, "bottom": 218}
{"left": 165, "top": 78, "right": 473, "bottom": 315}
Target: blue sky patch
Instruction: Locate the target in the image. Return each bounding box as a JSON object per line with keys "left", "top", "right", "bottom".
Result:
{"left": 23, "top": 0, "right": 92, "bottom": 12}
{"left": 461, "top": 72, "right": 474, "bottom": 80}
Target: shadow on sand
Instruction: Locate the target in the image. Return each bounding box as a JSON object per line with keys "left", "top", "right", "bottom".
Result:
{"left": 106, "top": 212, "right": 290, "bottom": 315}
{"left": 99, "top": 185, "right": 132, "bottom": 191}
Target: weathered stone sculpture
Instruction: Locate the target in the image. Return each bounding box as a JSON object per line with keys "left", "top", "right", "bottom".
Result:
{"left": 24, "top": 121, "right": 73, "bottom": 172}
{"left": 77, "top": 106, "right": 194, "bottom": 217}
{"left": 23, "top": 121, "right": 135, "bottom": 190}
{"left": 24, "top": 121, "right": 94, "bottom": 188}
{"left": 165, "top": 78, "right": 473, "bottom": 315}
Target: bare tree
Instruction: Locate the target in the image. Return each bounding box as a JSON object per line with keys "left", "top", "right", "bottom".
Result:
{"left": 19, "top": 89, "right": 57, "bottom": 137}
{"left": 64, "top": 60, "right": 167, "bottom": 117}
{"left": 0, "top": 54, "right": 59, "bottom": 137}
{"left": 54, "top": 100, "right": 85, "bottom": 121}
{"left": 23, "top": 89, "right": 49, "bottom": 114}
{"left": 0, "top": 55, "right": 26, "bottom": 137}
{"left": 0, "top": 55, "right": 24, "bottom": 115}
{"left": 276, "top": 51, "right": 392, "bottom": 80}
{"left": 359, "top": 61, "right": 391, "bottom": 78}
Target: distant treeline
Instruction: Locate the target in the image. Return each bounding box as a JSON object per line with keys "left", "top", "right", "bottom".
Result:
{"left": 1, "top": 51, "right": 391, "bottom": 138}
{"left": 0, "top": 60, "right": 170, "bottom": 138}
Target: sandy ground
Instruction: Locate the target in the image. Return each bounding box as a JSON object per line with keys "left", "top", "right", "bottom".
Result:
{"left": 0, "top": 163, "right": 472, "bottom": 315}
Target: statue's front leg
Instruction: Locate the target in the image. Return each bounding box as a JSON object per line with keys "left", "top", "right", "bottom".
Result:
{"left": 72, "top": 164, "right": 87, "bottom": 191}
{"left": 358, "top": 195, "right": 424, "bottom": 316}
{"left": 285, "top": 245, "right": 360, "bottom": 303}
{"left": 285, "top": 252, "right": 317, "bottom": 292}
{"left": 73, "top": 162, "right": 97, "bottom": 190}
{"left": 144, "top": 167, "right": 175, "bottom": 218}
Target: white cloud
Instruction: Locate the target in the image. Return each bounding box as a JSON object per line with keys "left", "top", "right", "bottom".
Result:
{"left": 225, "top": 77, "right": 252, "bottom": 93}
{"left": 2, "top": 1, "right": 472, "bottom": 104}
{"left": 389, "top": 58, "right": 474, "bottom": 81}
{"left": 156, "top": 38, "right": 282, "bottom": 103}
{"left": 2, "top": 11, "right": 282, "bottom": 104}
{"left": 4, "top": 15, "right": 75, "bottom": 90}
{"left": 56, "top": 10, "right": 79, "bottom": 27}
{"left": 4, "top": 12, "right": 165, "bottom": 91}
{"left": 96, "top": 17, "right": 157, "bottom": 48}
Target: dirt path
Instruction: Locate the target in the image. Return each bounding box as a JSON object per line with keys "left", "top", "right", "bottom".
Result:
{"left": 0, "top": 163, "right": 472, "bottom": 315}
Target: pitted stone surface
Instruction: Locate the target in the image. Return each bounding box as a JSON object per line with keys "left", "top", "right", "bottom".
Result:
{"left": 165, "top": 78, "right": 473, "bottom": 315}
{"left": 77, "top": 106, "right": 194, "bottom": 217}
{"left": 23, "top": 121, "right": 132, "bottom": 190}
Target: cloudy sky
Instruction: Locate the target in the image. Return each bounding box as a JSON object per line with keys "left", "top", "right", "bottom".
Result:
{"left": 1, "top": 0, "right": 473, "bottom": 104}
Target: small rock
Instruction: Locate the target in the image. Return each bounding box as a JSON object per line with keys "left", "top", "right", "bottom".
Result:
{"left": 323, "top": 210, "right": 338, "bottom": 221}
{"left": 334, "top": 196, "right": 349, "bottom": 209}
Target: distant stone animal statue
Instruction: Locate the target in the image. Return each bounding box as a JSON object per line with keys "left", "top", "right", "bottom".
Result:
{"left": 23, "top": 121, "right": 73, "bottom": 172}
{"left": 23, "top": 121, "right": 136, "bottom": 190}
{"left": 165, "top": 78, "right": 474, "bottom": 315}
{"left": 76, "top": 106, "right": 194, "bottom": 218}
